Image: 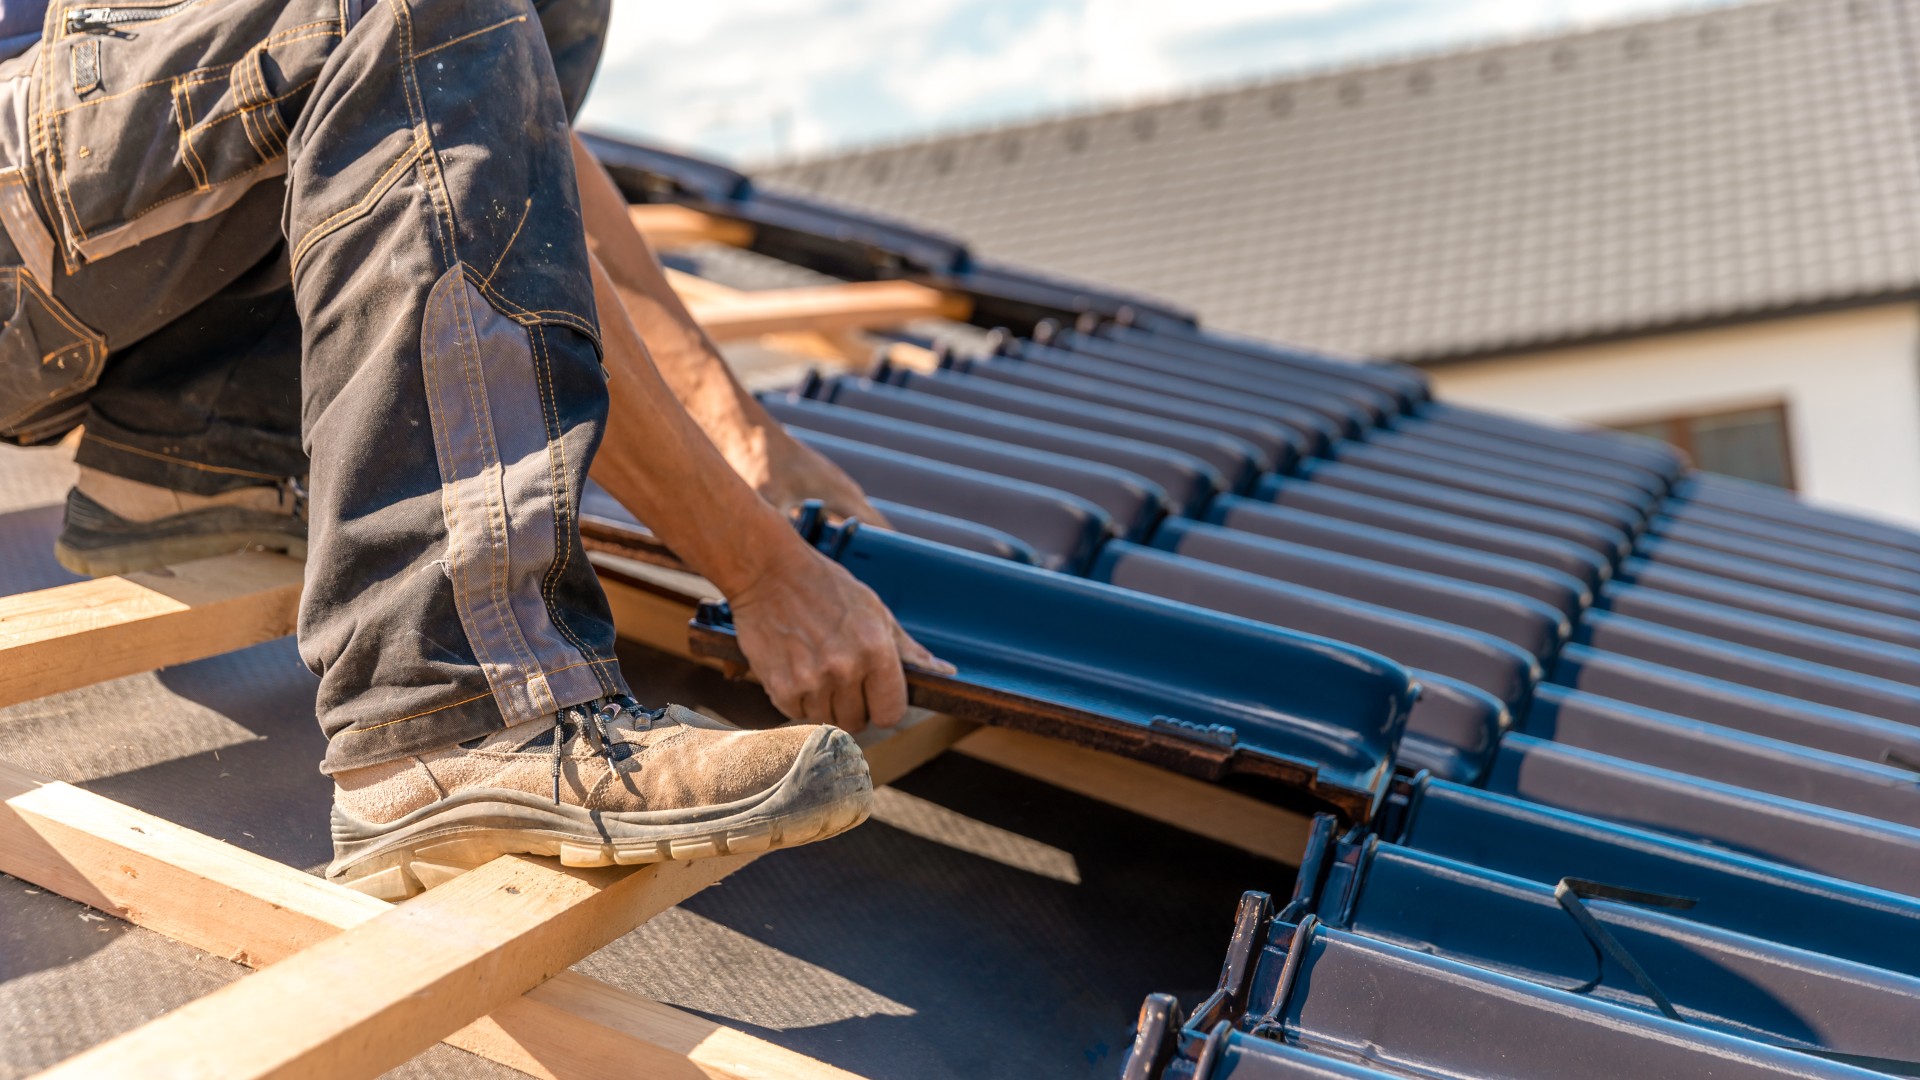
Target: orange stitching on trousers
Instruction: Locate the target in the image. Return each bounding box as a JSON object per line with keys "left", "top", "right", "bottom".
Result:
{"left": 288, "top": 133, "right": 425, "bottom": 270}
{"left": 80, "top": 432, "right": 284, "bottom": 480}
{"left": 450, "top": 268, "right": 547, "bottom": 686}
{"left": 415, "top": 14, "right": 528, "bottom": 60}
{"left": 28, "top": 25, "right": 86, "bottom": 253}
{"left": 386, "top": 0, "right": 459, "bottom": 270}
{"left": 51, "top": 114, "right": 87, "bottom": 246}
{"left": 38, "top": 23, "right": 339, "bottom": 121}
{"left": 123, "top": 154, "right": 284, "bottom": 222}
{"left": 250, "top": 57, "right": 294, "bottom": 155}
{"left": 339, "top": 658, "right": 623, "bottom": 736}
{"left": 427, "top": 266, "right": 519, "bottom": 705}
{"left": 235, "top": 55, "right": 271, "bottom": 159}
{"left": 36, "top": 11, "right": 343, "bottom": 262}
{"left": 527, "top": 323, "right": 610, "bottom": 678}
{"left": 174, "top": 79, "right": 210, "bottom": 190}
{"left": 195, "top": 74, "right": 320, "bottom": 136}
{"left": 465, "top": 272, "right": 601, "bottom": 346}
{"left": 421, "top": 271, "right": 523, "bottom": 711}
{"left": 246, "top": 52, "right": 285, "bottom": 156}
{"left": 260, "top": 20, "right": 342, "bottom": 48}
{"left": 416, "top": 273, "right": 475, "bottom": 678}
{"left": 18, "top": 271, "right": 99, "bottom": 350}
{"left": 423, "top": 269, "right": 547, "bottom": 716}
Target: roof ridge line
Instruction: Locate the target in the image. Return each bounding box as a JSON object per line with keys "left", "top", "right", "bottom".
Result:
{"left": 753, "top": 0, "right": 1778, "bottom": 170}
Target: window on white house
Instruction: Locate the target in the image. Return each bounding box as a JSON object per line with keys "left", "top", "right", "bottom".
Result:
{"left": 1611, "top": 403, "right": 1795, "bottom": 490}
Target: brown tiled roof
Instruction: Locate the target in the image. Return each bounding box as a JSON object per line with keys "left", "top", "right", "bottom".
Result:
{"left": 760, "top": 0, "right": 1920, "bottom": 361}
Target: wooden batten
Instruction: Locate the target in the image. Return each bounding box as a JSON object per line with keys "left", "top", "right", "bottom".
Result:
{"left": 0, "top": 485, "right": 1309, "bottom": 1079}
{"left": 4, "top": 699, "right": 964, "bottom": 1079}
{"left": 662, "top": 267, "right": 748, "bottom": 308}
{"left": 878, "top": 340, "right": 943, "bottom": 373}
{"left": 755, "top": 329, "right": 874, "bottom": 365}
{"left": 27, "top": 839, "right": 756, "bottom": 1079}
{"left": 626, "top": 205, "right": 755, "bottom": 250}
{"left": 0, "top": 552, "right": 302, "bottom": 710}
{"left": 688, "top": 280, "right": 971, "bottom": 342}
{"left": 0, "top": 558, "right": 950, "bottom": 1079}
{"left": 662, "top": 266, "right": 970, "bottom": 344}
{"left": 0, "top": 758, "right": 864, "bottom": 1079}
{"left": 954, "top": 728, "right": 1309, "bottom": 866}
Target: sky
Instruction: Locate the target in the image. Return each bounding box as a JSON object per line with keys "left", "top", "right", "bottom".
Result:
{"left": 575, "top": 0, "right": 1745, "bottom": 165}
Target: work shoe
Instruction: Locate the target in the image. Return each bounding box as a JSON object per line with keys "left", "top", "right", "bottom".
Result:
{"left": 326, "top": 696, "right": 873, "bottom": 900}
{"left": 54, "top": 466, "right": 307, "bottom": 577}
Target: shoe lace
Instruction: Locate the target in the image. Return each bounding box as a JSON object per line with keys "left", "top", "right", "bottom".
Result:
{"left": 548, "top": 695, "right": 661, "bottom": 804}
{"left": 279, "top": 476, "right": 310, "bottom": 521}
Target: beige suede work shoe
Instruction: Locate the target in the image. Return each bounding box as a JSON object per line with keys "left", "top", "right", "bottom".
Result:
{"left": 326, "top": 697, "right": 873, "bottom": 900}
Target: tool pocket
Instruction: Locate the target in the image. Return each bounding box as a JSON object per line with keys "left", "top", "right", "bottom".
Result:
{"left": 0, "top": 266, "right": 106, "bottom": 443}
{"left": 39, "top": 0, "right": 342, "bottom": 268}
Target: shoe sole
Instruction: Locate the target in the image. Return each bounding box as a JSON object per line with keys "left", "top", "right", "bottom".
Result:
{"left": 54, "top": 531, "right": 308, "bottom": 577}
{"left": 326, "top": 726, "right": 872, "bottom": 901}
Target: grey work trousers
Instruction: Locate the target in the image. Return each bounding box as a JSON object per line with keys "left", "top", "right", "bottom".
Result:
{"left": 0, "top": 0, "right": 631, "bottom": 773}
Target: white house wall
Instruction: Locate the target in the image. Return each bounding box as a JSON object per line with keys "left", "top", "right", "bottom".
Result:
{"left": 1424, "top": 302, "right": 1920, "bottom": 526}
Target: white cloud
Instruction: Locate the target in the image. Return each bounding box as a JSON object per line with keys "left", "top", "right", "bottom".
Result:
{"left": 577, "top": 0, "right": 1744, "bottom": 163}
{"left": 1073, "top": 0, "right": 1359, "bottom": 99}
{"left": 581, "top": 0, "right": 992, "bottom": 159}
{"left": 876, "top": 7, "right": 1086, "bottom": 117}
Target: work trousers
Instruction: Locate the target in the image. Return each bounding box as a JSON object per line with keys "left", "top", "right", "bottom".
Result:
{"left": 0, "top": 0, "right": 630, "bottom": 773}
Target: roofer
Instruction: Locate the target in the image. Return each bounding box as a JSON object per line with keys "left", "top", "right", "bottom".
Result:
{"left": 0, "top": 0, "right": 948, "bottom": 899}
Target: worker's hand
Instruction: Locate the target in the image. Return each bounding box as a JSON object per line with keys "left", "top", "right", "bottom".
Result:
{"left": 727, "top": 541, "right": 952, "bottom": 732}
{"left": 745, "top": 427, "right": 892, "bottom": 528}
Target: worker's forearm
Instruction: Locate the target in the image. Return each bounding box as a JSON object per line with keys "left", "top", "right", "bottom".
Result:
{"left": 584, "top": 253, "right": 804, "bottom": 599}
{"left": 585, "top": 248, "right": 947, "bottom": 727}
{"left": 571, "top": 131, "right": 887, "bottom": 526}
{"left": 570, "top": 133, "right": 780, "bottom": 485}
{"left": 568, "top": 140, "right": 942, "bottom": 724}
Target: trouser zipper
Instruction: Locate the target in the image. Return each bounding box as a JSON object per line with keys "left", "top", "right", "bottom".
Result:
{"left": 65, "top": 1, "right": 203, "bottom": 32}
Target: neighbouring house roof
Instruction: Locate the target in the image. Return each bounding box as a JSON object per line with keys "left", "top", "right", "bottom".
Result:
{"left": 759, "top": 0, "right": 1920, "bottom": 362}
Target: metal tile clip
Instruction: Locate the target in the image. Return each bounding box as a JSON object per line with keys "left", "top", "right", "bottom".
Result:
{"left": 1149, "top": 714, "right": 1239, "bottom": 748}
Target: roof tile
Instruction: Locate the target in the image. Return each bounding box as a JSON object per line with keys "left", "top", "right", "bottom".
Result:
{"left": 764, "top": 0, "right": 1920, "bottom": 360}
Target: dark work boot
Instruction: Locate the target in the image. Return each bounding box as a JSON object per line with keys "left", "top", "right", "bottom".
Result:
{"left": 54, "top": 467, "right": 307, "bottom": 577}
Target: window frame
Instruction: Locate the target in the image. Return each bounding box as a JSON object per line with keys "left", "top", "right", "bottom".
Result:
{"left": 1605, "top": 400, "right": 1798, "bottom": 491}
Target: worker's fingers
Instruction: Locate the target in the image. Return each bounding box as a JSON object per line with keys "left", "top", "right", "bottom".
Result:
{"left": 849, "top": 500, "right": 891, "bottom": 530}
{"left": 815, "top": 486, "right": 889, "bottom": 529}
{"left": 726, "top": 536, "right": 926, "bottom": 732}
{"left": 795, "top": 685, "right": 831, "bottom": 728}
{"left": 862, "top": 655, "right": 909, "bottom": 729}
{"left": 841, "top": 491, "right": 891, "bottom": 529}
{"left": 830, "top": 620, "right": 899, "bottom": 731}
{"left": 895, "top": 623, "right": 956, "bottom": 676}
{"left": 827, "top": 669, "right": 870, "bottom": 734}
{"left": 760, "top": 670, "right": 805, "bottom": 724}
